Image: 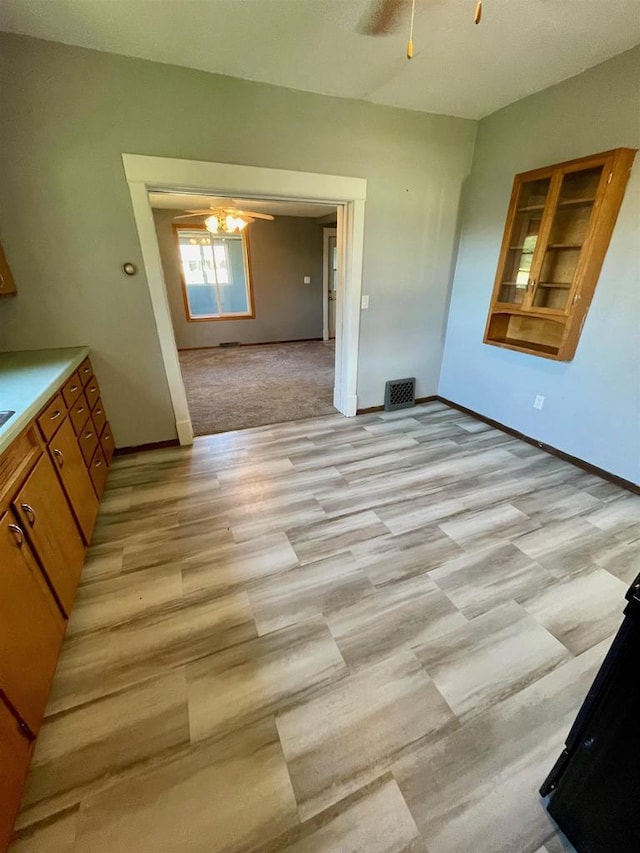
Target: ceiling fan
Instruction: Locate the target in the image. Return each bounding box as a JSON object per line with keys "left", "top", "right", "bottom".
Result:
{"left": 360, "top": 0, "right": 482, "bottom": 58}
{"left": 174, "top": 201, "right": 275, "bottom": 234}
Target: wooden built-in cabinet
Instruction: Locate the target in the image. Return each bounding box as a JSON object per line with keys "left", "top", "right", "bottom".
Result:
{"left": 0, "top": 354, "right": 115, "bottom": 849}
{"left": 0, "top": 242, "right": 17, "bottom": 297}
{"left": 0, "top": 510, "right": 65, "bottom": 735}
{"left": 12, "top": 454, "right": 86, "bottom": 616}
{"left": 484, "top": 148, "right": 637, "bottom": 360}
{"left": 0, "top": 702, "right": 32, "bottom": 853}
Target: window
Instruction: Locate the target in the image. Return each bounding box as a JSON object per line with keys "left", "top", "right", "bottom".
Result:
{"left": 174, "top": 226, "right": 254, "bottom": 321}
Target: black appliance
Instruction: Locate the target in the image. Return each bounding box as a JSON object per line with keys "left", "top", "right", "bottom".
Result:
{"left": 540, "top": 571, "right": 640, "bottom": 852}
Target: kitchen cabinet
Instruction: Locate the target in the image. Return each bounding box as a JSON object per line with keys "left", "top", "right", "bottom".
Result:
{"left": 0, "top": 242, "right": 17, "bottom": 296}
{"left": 0, "top": 349, "right": 116, "bottom": 851}
{"left": 0, "top": 511, "right": 65, "bottom": 735}
{"left": 0, "top": 700, "right": 32, "bottom": 852}
{"left": 48, "top": 417, "right": 99, "bottom": 543}
{"left": 12, "top": 453, "right": 86, "bottom": 617}
{"left": 483, "top": 147, "right": 636, "bottom": 360}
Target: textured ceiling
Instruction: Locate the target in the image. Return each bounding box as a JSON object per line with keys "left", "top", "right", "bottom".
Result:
{"left": 1, "top": 0, "right": 639, "bottom": 119}
{"left": 149, "top": 193, "right": 336, "bottom": 219}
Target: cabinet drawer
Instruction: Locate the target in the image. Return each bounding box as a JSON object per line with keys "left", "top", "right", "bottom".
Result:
{"left": 85, "top": 377, "right": 100, "bottom": 410}
{"left": 0, "top": 698, "right": 32, "bottom": 852}
{"left": 78, "top": 357, "right": 93, "bottom": 387}
{"left": 0, "top": 511, "right": 65, "bottom": 735}
{"left": 101, "top": 422, "right": 115, "bottom": 465}
{"left": 12, "top": 454, "right": 85, "bottom": 617}
{"left": 89, "top": 447, "right": 108, "bottom": 498}
{"left": 69, "top": 393, "right": 90, "bottom": 436}
{"left": 92, "top": 397, "right": 107, "bottom": 435}
{"left": 61, "top": 371, "right": 82, "bottom": 408}
{"left": 78, "top": 417, "right": 99, "bottom": 467}
{"left": 49, "top": 418, "right": 99, "bottom": 544}
{"left": 37, "top": 393, "right": 66, "bottom": 442}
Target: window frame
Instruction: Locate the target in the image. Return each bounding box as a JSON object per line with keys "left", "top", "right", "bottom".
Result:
{"left": 172, "top": 224, "right": 255, "bottom": 323}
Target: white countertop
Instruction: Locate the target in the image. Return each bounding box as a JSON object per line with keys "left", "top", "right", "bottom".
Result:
{"left": 0, "top": 348, "right": 89, "bottom": 453}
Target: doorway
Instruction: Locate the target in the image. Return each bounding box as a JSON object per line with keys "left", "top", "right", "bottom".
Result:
{"left": 123, "top": 154, "right": 367, "bottom": 445}
{"left": 151, "top": 193, "right": 339, "bottom": 435}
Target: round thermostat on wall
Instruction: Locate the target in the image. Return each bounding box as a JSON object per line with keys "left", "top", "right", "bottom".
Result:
{"left": 122, "top": 262, "right": 137, "bottom": 276}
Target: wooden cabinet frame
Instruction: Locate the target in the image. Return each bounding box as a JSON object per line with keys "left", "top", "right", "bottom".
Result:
{"left": 483, "top": 148, "right": 637, "bottom": 360}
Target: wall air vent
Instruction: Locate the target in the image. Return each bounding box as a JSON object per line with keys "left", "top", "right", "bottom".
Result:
{"left": 384, "top": 377, "right": 416, "bottom": 411}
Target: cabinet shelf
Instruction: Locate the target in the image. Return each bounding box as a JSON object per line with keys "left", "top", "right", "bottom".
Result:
{"left": 547, "top": 243, "right": 583, "bottom": 250}
{"left": 558, "top": 196, "right": 596, "bottom": 208}
{"left": 484, "top": 148, "right": 637, "bottom": 361}
{"left": 538, "top": 282, "right": 572, "bottom": 289}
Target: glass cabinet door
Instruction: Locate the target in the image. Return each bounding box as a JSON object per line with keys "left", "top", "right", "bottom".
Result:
{"left": 496, "top": 176, "right": 551, "bottom": 306}
{"left": 531, "top": 165, "right": 605, "bottom": 312}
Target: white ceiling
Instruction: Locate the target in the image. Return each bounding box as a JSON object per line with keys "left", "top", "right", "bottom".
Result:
{"left": 149, "top": 192, "right": 336, "bottom": 219}
{"left": 1, "top": 0, "right": 639, "bottom": 119}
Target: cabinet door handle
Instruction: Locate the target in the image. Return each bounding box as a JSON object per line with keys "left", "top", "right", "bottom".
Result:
{"left": 20, "top": 504, "right": 36, "bottom": 526}
{"left": 83, "top": 367, "right": 91, "bottom": 374}
{"left": 50, "top": 409, "right": 62, "bottom": 420}
{"left": 53, "top": 448, "right": 65, "bottom": 467}
{"left": 76, "top": 405, "right": 85, "bottom": 414}
{"left": 84, "top": 431, "right": 93, "bottom": 439}
{"left": 95, "top": 408, "right": 103, "bottom": 416}
{"left": 7, "top": 524, "right": 24, "bottom": 547}
{"left": 95, "top": 459, "right": 102, "bottom": 468}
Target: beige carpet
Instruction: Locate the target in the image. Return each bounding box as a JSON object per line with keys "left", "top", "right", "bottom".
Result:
{"left": 179, "top": 340, "right": 337, "bottom": 435}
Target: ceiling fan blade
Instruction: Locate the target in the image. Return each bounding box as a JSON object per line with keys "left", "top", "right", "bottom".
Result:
{"left": 359, "top": 0, "right": 407, "bottom": 35}
{"left": 234, "top": 210, "right": 275, "bottom": 220}
{"left": 173, "top": 213, "right": 208, "bottom": 220}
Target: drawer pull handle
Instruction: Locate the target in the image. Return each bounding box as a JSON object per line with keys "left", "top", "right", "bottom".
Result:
{"left": 50, "top": 410, "right": 62, "bottom": 420}
{"left": 21, "top": 504, "right": 36, "bottom": 526}
{"left": 96, "top": 408, "right": 103, "bottom": 416}
{"left": 89, "top": 386, "right": 97, "bottom": 393}
{"left": 76, "top": 406, "right": 85, "bottom": 414}
{"left": 53, "top": 448, "right": 65, "bottom": 467}
{"left": 85, "top": 431, "right": 94, "bottom": 439}
{"left": 7, "top": 524, "right": 24, "bottom": 547}
{"left": 69, "top": 384, "right": 78, "bottom": 392}
{"left": 95, "top": 459, "right": 102, "bottom": 468}
{"left": 83, "top": 367, "right": 91, "bottom": 374}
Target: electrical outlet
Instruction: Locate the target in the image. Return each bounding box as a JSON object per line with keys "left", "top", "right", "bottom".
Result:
{"left": 303, "top": 275, "right": 311, "bottom": 284}
{"left": 534, "top": 395, "right": 545, "bottom": 410}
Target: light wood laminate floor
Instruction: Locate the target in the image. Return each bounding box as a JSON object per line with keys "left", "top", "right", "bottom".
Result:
{"left": 11, "top": 402, "right": 640, "bottom": 853}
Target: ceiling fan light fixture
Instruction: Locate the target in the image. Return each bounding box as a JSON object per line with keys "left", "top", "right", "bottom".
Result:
{"left": 204, "top": 212, "right": 249, "bottom": 234}
{"left": 204, "top": 214, "right": 221, "bottom": 234}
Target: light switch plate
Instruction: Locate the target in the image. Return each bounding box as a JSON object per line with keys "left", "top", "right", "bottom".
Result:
{"left": 303, "top": 275, "right": 311, "bottom": 284}
{"left": 361, "top": 295, "right": 370, "bottom": 309}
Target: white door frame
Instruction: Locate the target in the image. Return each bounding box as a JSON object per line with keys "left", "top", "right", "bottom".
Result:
{"left": 122, "top": 154, "right": 367, "bottom": 445}
{"left": 322, "top": 226, "right": 337, "bottom": 341}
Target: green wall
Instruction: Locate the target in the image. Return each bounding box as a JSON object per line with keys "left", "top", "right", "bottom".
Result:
{"left": 153, "top": 210, "right": 325, "bottom": 348}
{"left": 439, "top": 47, "right": 640, "bottom": 483}
{"left": 0, "top": 33, "right": 476, "bottom": 446}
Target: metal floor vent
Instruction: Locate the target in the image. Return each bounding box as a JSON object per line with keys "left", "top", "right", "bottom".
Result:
{"left": 384, "top": 377, "right": 416, "bottom": 411}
